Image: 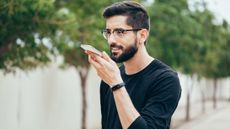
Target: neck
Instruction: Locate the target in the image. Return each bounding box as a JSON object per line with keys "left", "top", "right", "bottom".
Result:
{"left": 123, "top": 46, "right": 154, "bottom": 75}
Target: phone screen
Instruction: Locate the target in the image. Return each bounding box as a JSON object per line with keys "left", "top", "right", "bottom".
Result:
{"left": 80, "top": 44, "right": 101, "bottom": 55}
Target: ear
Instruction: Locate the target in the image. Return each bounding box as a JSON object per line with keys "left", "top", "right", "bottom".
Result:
{"left": 138, "top": 29, "right": 149, "bottom": 44}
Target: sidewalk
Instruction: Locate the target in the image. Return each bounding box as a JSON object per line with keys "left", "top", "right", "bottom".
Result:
{"left": 171, "top": 100, "right": 230, "bottom": 129}
{"left": 177, "top": 103, "right": 230, "bottom": 129}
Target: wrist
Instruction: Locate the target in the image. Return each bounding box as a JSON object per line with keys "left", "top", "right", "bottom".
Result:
{"left": 109, "top": 77, "right": 123, "bottom": 87}
{"left": 111, "top": 82, "right": 125, "bottom": 92}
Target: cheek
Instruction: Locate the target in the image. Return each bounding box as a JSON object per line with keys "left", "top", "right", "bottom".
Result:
{"left": 122, "top": 35, "right": 137, "bottom": 46}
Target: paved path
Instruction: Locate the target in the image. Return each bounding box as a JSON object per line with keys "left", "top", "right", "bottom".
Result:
{"left": 177, "top": 104, "right": 230, "bottom": 129}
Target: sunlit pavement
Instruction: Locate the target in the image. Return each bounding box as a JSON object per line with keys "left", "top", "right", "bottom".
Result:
{"left": 176, "top": 102, "right": 230, "bottom": 129}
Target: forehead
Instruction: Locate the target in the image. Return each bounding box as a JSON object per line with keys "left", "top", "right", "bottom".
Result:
{"left": 105, "top": 15, "right": 132, "bottom": 29}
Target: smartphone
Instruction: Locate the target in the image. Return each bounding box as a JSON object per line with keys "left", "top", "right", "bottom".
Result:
{"left": 80, "top": 44, "right": 101, "bottom": 56}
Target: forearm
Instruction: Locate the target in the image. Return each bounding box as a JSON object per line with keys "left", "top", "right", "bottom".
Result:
{"left": 113, "top": 87, "right": 140, "bottom": 129}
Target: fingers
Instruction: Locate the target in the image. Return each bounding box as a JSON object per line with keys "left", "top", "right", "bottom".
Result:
{"left": 101, "top": 51, "right": 109, "bottom": 61}
{"left": 85, "top": 50, "right": 102, "bottom": 57}
{"left": 87, "top": 52, "right": 108, "bottom": 69}
{"left": 88, "top": 55, "right": 101, "bottom": 68}
{"left": 102, "top": 51, "right": 115, "bottom": 64}
{"left": 85, "top": 50, "right": 96, "bottom": 55}
{"left": 94, "top": 55, "right": 108, "bottom": 66}
{"left": 86, "top": 50, "right": 110, "bottom": 62}
{"left": 86, "top": 50, "right": 114, "bottom": 69}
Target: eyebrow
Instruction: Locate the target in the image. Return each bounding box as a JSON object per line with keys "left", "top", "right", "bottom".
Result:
{"left": 105, "top": 28, "right": 130, "bottom": 30}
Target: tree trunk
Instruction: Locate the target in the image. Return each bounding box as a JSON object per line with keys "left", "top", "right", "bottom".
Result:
{"left": 200, "top": 79, "right": 207, "bottom": 113}
{"left": 229, "top": 78, "right": 230, "bottom": 101}
{"left": 0, "top": 38, "right": 14, "bottom": 57}
{"left": 185, "top": 91, "right": 190, "bottom": 121}
{"left": 79, "top": 67, "right": 89, "bottom": 129}
{"left": 185, "top": 75, "right": 194, "bottom": 121}
{"left": 213, "top": 78, "right": 217, "bottom": 109}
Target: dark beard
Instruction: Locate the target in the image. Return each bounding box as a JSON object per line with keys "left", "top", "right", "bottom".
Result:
{"left": 110, "top": 40, "right": 138, "bottom": 63}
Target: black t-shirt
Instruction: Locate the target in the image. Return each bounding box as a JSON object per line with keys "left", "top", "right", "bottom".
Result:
{"left": 100, "top": 59, "right": 181, "bottom": 129}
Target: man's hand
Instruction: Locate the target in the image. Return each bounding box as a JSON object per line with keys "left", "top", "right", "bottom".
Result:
{"left": 85, "top": 51, "right": 141, "bottom": 129}
{"left": 85, "top": 51, "right": 123, "bottom": 87}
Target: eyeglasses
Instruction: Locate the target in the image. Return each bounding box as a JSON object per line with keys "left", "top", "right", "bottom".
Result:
{"left": 102, "top": 28, "right": 142, "bottom": 40}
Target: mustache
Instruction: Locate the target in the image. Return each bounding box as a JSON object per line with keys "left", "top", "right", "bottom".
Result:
{"left": 110, "top": 43, "right": 123, "bottom": 49}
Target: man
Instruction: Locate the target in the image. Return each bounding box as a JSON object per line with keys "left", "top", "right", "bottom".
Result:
{"left": 85, "top": 1, "right": 181, "bottom": 129}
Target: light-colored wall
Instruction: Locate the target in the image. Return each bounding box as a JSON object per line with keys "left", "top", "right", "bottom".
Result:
{"left": 0, "top": 64, "right": 101, "bottom": 129}
{"left": 0, "top": 63, "right": 229, "bottom": 129}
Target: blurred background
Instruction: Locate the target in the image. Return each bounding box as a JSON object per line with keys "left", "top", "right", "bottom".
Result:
{"left": 0, "top": 0, "right": 230, "bottom": 129}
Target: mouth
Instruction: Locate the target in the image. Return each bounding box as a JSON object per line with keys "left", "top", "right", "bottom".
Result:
{"left": 110, "top": 44, "right": 123, "bottom": 53}
{"left": 110, "top": 43, "right": 123, "bottom": 57}
{"left": 111, "top": 47, "right": 122, "bottom": 53}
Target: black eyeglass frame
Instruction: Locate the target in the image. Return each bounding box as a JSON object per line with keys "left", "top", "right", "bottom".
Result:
{"left": 101, "top": 28, "right": 142, "bottom": 39}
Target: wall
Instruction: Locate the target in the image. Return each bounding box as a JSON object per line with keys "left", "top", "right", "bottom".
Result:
{"left": 0, "top": 64, "right": 101, "bottom": 129}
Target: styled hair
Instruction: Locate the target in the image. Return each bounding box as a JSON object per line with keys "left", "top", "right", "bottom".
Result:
{"left": 103, "top": 1, "right": 150, "bottom": 30}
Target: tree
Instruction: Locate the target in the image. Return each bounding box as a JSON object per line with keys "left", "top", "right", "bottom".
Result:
{"left": 0, "top": 0, "right": 74, "bottom": 71}
{"left": 0, "top": 1, "right": 76, "bottom": 129}
{"left": 0, "top": 0, "right": 105, "bottom": 129}
{"left": 146, "top": 0, "right": 230, "bottom": 121}
{"left": 1, "top": 1, "right": 133, "bottom": 129}
{"left": 199, "top": 20, "right": 230, "bottom": 109}
{"left": 52, "top": 0, "right": 122, "bottom": 129}
{"left": 188, "top": 1, "right": 230, "bottom": 109}
{"left": 147, "top": 0, "right": 202, "bottom": 121}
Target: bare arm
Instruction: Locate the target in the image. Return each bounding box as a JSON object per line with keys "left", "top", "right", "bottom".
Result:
{"left": 113, "top": 87, "right": 140, "bottom": 129}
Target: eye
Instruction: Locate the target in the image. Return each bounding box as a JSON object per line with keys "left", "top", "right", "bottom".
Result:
{"left": 116, "top": 29, "right": 125, "bottom": 34}
{"left": 104, "top": 29, "right": 111, "bottom": 35}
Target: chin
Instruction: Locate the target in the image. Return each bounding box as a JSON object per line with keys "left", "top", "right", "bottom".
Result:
{"left": 112, "top": 52, "right": 121, "bottom": 57}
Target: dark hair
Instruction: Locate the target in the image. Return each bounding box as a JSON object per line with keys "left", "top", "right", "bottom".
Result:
{"left": 103, "top": 1, "right": 150, "bottom": 30}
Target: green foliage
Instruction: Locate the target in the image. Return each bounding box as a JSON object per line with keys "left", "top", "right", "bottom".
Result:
{"left": 146, "top": 0, "right": 230, "bottom": 78}
{"left": 0, "top": 0, "right": 108, "bottom": 71}
{"left": 200, "top": 22, "right": 230, "bottom": 78}
{"left": 0, "top": 0, "right": 70, "bottom": 71}
{"left": 147, "top": 0, "right": 198, "bottom": 74}
{"left": 53, "top": 0, "right": 108, "bottom": 68}
{"left": 0, "top": 0, "right": 229, "bottom": 79}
